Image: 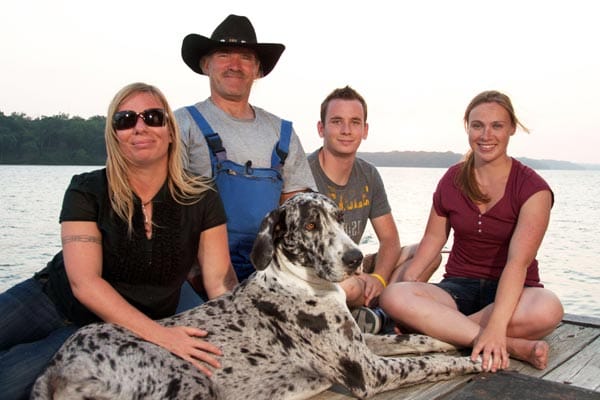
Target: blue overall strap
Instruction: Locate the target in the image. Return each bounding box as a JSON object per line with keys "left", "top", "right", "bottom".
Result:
{"left": 185, "top": 106, "right": 227, "bottom": 164}
{"left": 271, "top": 119, "right": 292, "bottom": 169}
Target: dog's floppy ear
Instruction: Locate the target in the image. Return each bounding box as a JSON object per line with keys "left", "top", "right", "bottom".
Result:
{"left": 251, "top": 207, "right": 284, "bottom": 270}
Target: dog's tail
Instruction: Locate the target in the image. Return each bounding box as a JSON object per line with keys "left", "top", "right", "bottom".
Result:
{"left": 31, "top": 372, "right": 114, "bottom": 400}
{"left": 29, "top": 370, "right": 54, "bottom": 400}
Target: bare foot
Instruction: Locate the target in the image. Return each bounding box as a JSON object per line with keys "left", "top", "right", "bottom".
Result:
{"left": 526, "top": 341, "right": 549, "bottom": 370}
{"left": 508, "top": 338, "right": 549, "bottom": 369}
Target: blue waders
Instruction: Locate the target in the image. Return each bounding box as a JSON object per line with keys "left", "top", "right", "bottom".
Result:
{"left": 186, "top": 106, "right": 291, "bottom": 281}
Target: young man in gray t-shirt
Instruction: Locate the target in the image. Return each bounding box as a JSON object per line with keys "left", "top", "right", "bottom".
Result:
{"left": 308, "top": 86, "right": 440, "bottom": 334}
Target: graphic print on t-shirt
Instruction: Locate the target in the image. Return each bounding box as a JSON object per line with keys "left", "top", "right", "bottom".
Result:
{"left": 326, "top": 184, "right": 371, "bottom": 243}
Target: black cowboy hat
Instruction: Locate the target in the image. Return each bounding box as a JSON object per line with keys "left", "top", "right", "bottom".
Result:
{"left": 181, "top": 14, "right": 285, "bottom": 77}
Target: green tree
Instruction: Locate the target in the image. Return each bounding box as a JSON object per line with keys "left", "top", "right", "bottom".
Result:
{"left": 0, "top": 111, "right": 106, "bottom": 164}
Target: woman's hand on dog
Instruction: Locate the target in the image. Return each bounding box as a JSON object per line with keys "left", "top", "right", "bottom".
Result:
{"left": 151, "top": 325, "right": 223, "bottom": 376}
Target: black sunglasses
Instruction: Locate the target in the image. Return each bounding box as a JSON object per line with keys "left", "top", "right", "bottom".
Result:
{"left": 112, "top": 108, "right": 167, "bottom": 130}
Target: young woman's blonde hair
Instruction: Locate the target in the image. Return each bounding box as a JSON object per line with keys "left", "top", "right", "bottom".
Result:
{"left": 105, "top": 82, "right": 212, "bottom": 234}
{"left": 457, "top": 90, "right": 529, "bottom": 203}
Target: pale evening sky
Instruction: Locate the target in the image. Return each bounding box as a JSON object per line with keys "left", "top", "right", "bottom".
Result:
{"left": 1, "top": 0, "right": 598, "bottom": 164}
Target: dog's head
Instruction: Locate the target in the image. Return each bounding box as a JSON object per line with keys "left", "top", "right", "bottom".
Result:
{"left": 251, "top": 192, "right": 363, "bottom": 282}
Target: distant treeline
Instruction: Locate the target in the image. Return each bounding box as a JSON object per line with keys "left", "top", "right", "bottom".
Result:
{"left": 0, "top": 111, "right": 594, "bottom": 169}
{"left": 0, "top": 111, "right": 106, "bottom": 165}
{"left": 358, "top": 151, "right": 463, "bottom": 168}
{"left": 357, "top": 151, "right": 590, "bottom": 170}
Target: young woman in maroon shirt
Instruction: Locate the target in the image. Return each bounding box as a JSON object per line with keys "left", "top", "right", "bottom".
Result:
{"left": 380, "top": 90, "right": 563, "bottom": 371}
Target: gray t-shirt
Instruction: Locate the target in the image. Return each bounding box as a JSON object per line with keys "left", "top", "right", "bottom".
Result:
{"left": 307, "top": 149, "right": 391, "bottom": 244}
{"left": 175, "top": 98, "right": 316, "bottom": 193}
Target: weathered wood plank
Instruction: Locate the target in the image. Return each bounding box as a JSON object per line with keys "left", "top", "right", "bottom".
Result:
{"left": 440, "top": 371, "right": 600, "bottom": 400}
{"left": 543, "top": 336, "right": 600, "bottom": 391}
{"left": 310, "top": 377, "right": 475, "bottom": 400}
{"left": 309, "top": 387, "right": 351, "bottom": 400}
{"left": 562, "top": 313, "right": 600, "bottom": 328}
{"left": 507, "top": 321, "right": 600, "bottom": 378}
{"left": 365, "top": 377, "right": 473, "bottom": 400}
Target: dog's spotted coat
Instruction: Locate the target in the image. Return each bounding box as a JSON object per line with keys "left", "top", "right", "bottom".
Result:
{"left": 32, "top": 192, "right": 482, "bottom": 400}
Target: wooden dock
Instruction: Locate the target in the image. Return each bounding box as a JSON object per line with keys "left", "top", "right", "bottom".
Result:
{"left": 310, "top": 314, "right": 600, "bottom": 399}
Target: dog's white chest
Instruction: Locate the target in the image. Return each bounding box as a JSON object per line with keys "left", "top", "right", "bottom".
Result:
{"left": 259, "top": 262, "right": 347, "bottom": 306}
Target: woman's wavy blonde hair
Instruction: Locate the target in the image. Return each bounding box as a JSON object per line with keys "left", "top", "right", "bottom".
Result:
{"left": 105, "top": 82, "right": 212, "bottom": 234}
{"left": 457, "top": 90, "right": 529, "bottom": 203}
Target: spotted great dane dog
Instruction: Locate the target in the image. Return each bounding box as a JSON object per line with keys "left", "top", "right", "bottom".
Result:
{"left": 32, "top": 192, "right": 482, "bottom": 400}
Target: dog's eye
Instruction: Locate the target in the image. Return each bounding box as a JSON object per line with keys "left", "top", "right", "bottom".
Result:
{"left": 336, "top": 212, "right": 344, "bottom": 223}
{"left": 305, "top": 222, "right": 316, "bottom": 231}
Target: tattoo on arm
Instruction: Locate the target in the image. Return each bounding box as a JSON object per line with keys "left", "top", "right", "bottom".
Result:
{"left": 62, "top": 235, "right": 102, "bottom": 245}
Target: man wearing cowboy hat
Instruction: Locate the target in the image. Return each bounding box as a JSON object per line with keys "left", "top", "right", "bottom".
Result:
{"left": 174, "top": 15, "right": 316, "bottom": 305}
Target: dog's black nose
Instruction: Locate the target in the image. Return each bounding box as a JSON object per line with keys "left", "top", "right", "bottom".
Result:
{"left": 342, "top": 248, "right": 363, "bottom": 269}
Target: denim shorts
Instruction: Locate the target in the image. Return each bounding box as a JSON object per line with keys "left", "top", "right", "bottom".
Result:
{"left": 434, "top": 277, "right": 499, "bottom": 316}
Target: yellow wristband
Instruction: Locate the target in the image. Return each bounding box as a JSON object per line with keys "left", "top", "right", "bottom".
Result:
{"left": 370, "top": 273, "right": 387, "bottom": 288}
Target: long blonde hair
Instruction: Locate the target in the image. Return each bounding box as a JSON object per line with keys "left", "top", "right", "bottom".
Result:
{"left": 105, "top": 82, "right": 212, "bottom": 233}
{"left": 457, "top": 90, "right": 529, "bottom": 203}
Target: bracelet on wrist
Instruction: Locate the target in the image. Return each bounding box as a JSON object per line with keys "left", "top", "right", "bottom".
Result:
{"left": 370, "top": 273, "right": 387, "bottom": 288}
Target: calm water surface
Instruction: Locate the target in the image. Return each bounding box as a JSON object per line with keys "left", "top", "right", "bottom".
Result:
{"left": 1, "top": 165, "right": 599, "bottom": 317}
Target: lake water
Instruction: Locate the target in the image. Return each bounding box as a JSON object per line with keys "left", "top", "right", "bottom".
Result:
{"left": 1, "top": 165, "right": 598, "bottom": 317}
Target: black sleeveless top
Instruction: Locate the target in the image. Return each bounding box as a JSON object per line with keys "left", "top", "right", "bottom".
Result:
{"left": 36, "top": 168, "right": 225, "bottom": 325}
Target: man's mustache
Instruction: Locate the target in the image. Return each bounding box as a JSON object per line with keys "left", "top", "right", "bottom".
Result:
{"left": 223, "top": 70, "right": 247, "bottom": 79}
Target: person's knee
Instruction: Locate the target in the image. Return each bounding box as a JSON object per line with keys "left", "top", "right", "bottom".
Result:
{"left": 341, "top": 277, "right": 364, "bottom": 307}
{"left": 396, "top": 244, "right": 417, "bottom": 265}
{"left": 379, "top": 283, "right": 415, "bottom": 317}
{"left": 541, "top": 292, "right": 564, "bottom": 328}
{"left": 514, "top": 289, "right": 564, "bottom": 336}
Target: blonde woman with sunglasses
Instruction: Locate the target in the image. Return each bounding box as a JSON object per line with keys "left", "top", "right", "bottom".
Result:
{"left": 0, "top": 82, "right": 237, "bottom": 399}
